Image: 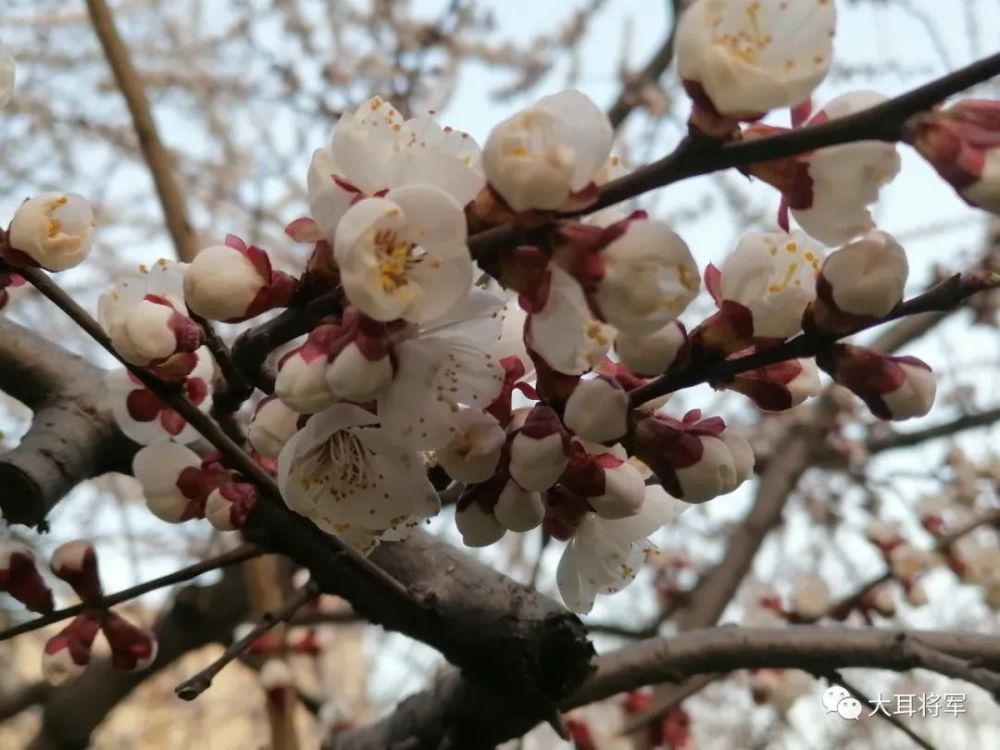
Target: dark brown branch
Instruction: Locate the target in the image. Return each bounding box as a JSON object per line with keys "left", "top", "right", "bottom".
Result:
{"left": 0, "top": 545, "right": 260, "bottom": 642}
{"left": 175, "top": 579, "right": 320, "bottom": 701}
{"left": 84, "top": 0, "right": 198, "bottom": 262}
{"left": 868, "top": 406, "right": 1000, "bottom": 454}
{"left": 629, "top": 271, "right": 999, "bottom": 407}
{"left": 896, "top": 633, "right": 1000, "bottom": 699}
{"left": 0, "top": 682, "right": 51, "bottom": 723}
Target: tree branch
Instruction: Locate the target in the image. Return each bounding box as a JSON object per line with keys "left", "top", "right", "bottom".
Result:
{"left": 84, "top": 0, "right": 198, "bottom": 262}
{"left": 867, "top": 406, "right": 1000, "bottom": 454}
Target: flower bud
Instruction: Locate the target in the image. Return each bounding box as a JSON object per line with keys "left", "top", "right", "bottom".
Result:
{"left": 483, "top": 90, "right": 612, "bottom": 212}
{"left": 791, "top": 573, "right": 831, "bottom": 621}
{"left": 563, "top": 375, "right": 629, "bottom": 443}
{"left": 615, "top": 321, "right": 687, "bottom": 377}
{"left": 863, "top": 583, "right": 896, "bottom": 617}
{"left": 723, "top": 357, "right": 821, "bottom": 412}
{"left": 7, "top": 193, "right": 95, "bottom": 271}
{"left": 719, "top": 431, "right": 755, "bottom": 492}
{"left": 248, "top": 397, "right": 302, "bottom": 459}
{"left": 205, "top": 482, "right": 258, "bottom": 530}
{"left": 905, "top": 580, "right": 928, "bottom": 607}
{"left": 493, "top": 479, "right": 545, "bottom": 532}
{"left": 0, "top": 544, "right": 55, "bottom": 613}
{"left": 183, "top": 236, "right": 295, "bottom": 322}
{"left": 818, "top": 344, "right": 935, "bottom": 421}
{"left": 437, "top": 410, "right": 506, "bottom": 485}
{"left": 907, "top": 99, "right": 1000, "bottom": 214}
{"left": 325, "top": 317, "right": 394, "bottom": 402}
{"left": 102, "top": 611, "right": 158, "bottom": 671}
{"left": 809, "top": 231, "right": 909, "bottom": 333}
{"left": 562, "top": 448, "right": 646, "bottom": 520}
{"left": 43, "top": 615, "right": 101, "bottom": 685}
{"left": 508, "top": 405, "right": 570, "bottom": 491}
{"left": 889, "top": 545, "right": 935, "bottom": 581}
{"left": 274, "top": 325, "right": 339, "bottom": 414}
{"left": 455, "top": 495, "right": 506, "bottom": 547}
{"left": 51, "top": 541, "right": 102, "bottom": 604}
{"left": 866, "top": 520, "right": 902, "bottom": 551}
{"left": 132, "top": 443, "right": 210, "bottom": 523}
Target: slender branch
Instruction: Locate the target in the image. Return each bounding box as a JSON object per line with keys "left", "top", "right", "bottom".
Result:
{"left": 565, "top": 626, "right": 1000, "bottom": 709}
{"left": 84, "top": 0, "right": 198, "bottom": 262}
{"left": 175, "top": 580, "right": 320, "bottom": 701}
{"left": 895, "top": 633, "right": 1000, "bottom": 699}
{"left": 823, "top": 672, "right": 937, "bottom": 750}
{"left": 868, "top": 406, "right": 1000, "bottom": 454}
{"left": 468, "top": 52, "right": 1000, "bottom": 267}
{"left": 0, "top": 544, "right": 260, "bottom": 643}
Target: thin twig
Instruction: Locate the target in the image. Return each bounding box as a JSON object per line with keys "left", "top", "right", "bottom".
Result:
{"left": 84, "top": 0, "right": 198, "bottom": 262}
{"left": 175, "top": 580, "right": 321, "bottom": 700}
{"left": 0, "top": 545, "right": 260, "bottom": 642}
{"left": 895, "top": 633, "right": 1000, "bottom": 700}
{"left": 823, "top": 672, "right": 938, "bottom": 750}
{"left": 868, "top": 406, "right": 1000, "bottom": 454}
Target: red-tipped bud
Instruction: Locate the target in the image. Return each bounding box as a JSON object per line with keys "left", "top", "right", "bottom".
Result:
{"left": 721, "top": 357, "right": 821, "bottom": 412}
{"left": 508, "top": 405, "right": 570, "bottom": 492}
{"left": 0, "top": 544, "right": 54, "bottom": 613}
{"left": 43, "top": 614, "right": 101, "bottom": 685}
{"left": 563, "top": 375, "right": 629, "bottom": 442}
{"left": 51, "top": 540, "right": 102, "bottom": 604}
{"left": 205, "top": 482, "right": 259, "bottom": 530}
{"left": 561, "top": 443, "right": 645, "bottom": 520}
{"left": 818, "top": 344, "right": 935, "bottom": 421}
{"left": 101, "top": 611, "right": 158, "bottom": 672}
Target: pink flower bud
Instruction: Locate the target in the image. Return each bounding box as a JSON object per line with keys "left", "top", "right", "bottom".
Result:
{"left": 184, "top": 236, "right": 296, "bottom": 322}
{"left": 101, "top": 611, "right": 158, "bottom": 671}
{"left": 863, "top": 583, "right": 896, "bottom": 617}
{"left": 108, "top": 295, "right": 202, "bottom": 367}
{"left": 51, "top": 541, "right": 102, "bottom": 604}
{"left": 43, "top": 614, "right": 101, "bottom": 685}
{"left": 908, "top": 99, "right": 1000, "bottom": 214}
{"left": 563, "top": 375, "right": 629, "bottom": 443}
{"left": 437, "top": 410, "right": 506, "bottom": 484}
{"left": 633, "top": 410, "right": 749, "bottom": 503}
{"left": 818, "top": 344, "right": 935, "bottom": 421}
{"left": 7, "top": 192, "right": 95, "bottom": 271}
{"left": 493, "top": 479, "right": 545, "bottom": 532}
{"left": 260, "top": 658, "right": 293, "bottom": 711}
{"left": 615, "top": 321, "right": 687, "bottom": 377}
{"left": 248, "top": 396, "right": 302, "bottom": 459}
{"left": 274, "top": 325, "right": 339, "bottom": 414}
{"left": 905, "top": 580, "right": 928, "bottom": 607}
{"left": 809, "top": 231, "right": 909, "bottom": 333}
{"left": 205, "top": 482, "right": 258, "bottom": 530}
{"left": 791, "top": 573, "right": 831, "bottom": 621}
{"left": 561, "top": 443, "right": 645, "bottom": 519}
{"left": 865, "top": 520, "right": 902, "bottom": 551}
{"left": 508, "top": 405, "right": 570, "bottom": 491}
{"left": 888, "top": 545, "right": 934, "bottom": 581}
{"left": 723, "top": 357, "right": 821, "bottom": 411}
{"left": 0, "top": 544, "right": 54, "bottom": 613}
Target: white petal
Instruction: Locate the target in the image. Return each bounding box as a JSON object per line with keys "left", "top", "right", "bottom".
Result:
{"left": 529, "top": 266, "right": 613, "bottom": 375}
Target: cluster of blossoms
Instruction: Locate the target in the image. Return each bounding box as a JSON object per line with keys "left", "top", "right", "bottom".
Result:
{"left": 0, "top": 541, "right": 157, "bottom": 684}
{"left": 3, "top": 0, "right": 999, "bottom": 616}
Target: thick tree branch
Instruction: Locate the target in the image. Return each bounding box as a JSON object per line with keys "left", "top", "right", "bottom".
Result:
{"left": 84, "top": 0, "right": 198, "bottom": 262}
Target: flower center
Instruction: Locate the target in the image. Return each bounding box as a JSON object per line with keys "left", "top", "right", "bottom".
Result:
{"left": 374, "top": 229, "right": 416, "bottom": 292}
{"left": 300, "top": 429, "right": 373, "bottom": 502}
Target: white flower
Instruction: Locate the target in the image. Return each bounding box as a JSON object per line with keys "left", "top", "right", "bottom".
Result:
{"left": 791, "top": 91, "right": 901, "bottom": 245}
{"left": 308, "top": 98, "right": 482, "bottom": 240}
{"left": 483, "top": 90, "right": 613, "bottom": 212}
{"left": 615, "top": 321, "right": 687, "bottom": 377}
{"left": 556, "top": 485, "right": 679, "bottom": 613}
{"left": 493, "top": 297, "right": 532, "bottom": 373}
{"left": 563, "top": 376, "right": 629, "bottom": 443}
{"left": 589, "top": 215, "right": 701, "bottom": 335}
{"left": 436, "top": 409, "right": 505, "bottom": 484}
{"left": 8, "top": 193, "right": 95, "bottom": 271}
{"left": 719, "top": 230, "right": 825, "bottom": 339}
{"left": 334, "top": 186, "right": 473, "bottom": 323}
{"left": 0, "top": 45, "right": 14, "bottom": 108}
{"left": 377, "top": 289, "right": 505, "bottom": 450}
{"left": 676, "top": 0, "right": 836, "bottom": 118}
{"left": 274, "top": 326, "right": 338, "bottom": 414}
{"left": 248, "top": 397, "right": 302, "bottom": 459}
{"left": 493, "top": 480, "right": 545, "bottom": 532}
{"left": 889, "top": 545, "right": 935, "bottom": 580}
{"left": 818, "top": 230, "right": 908, "bottom": 317}
{"left": 791, "top": 573, "right": 831, "bottom": 620}
{"left": 106, "top": 347, "right": 214, "bottom": 445}
{"left": 528, "top": 265, "right": 614, "bottom": 375}
{"left": 455, "top": 499, "right": 506, "bottom": 547}
{"left": 277, "top": 403, "right": 440, "bottom": 553}
{"left": 132, "top": 443, "right": 205, "bottom": 523}
{"left": 98, "top": 260, "right": 201, "bottom": 366}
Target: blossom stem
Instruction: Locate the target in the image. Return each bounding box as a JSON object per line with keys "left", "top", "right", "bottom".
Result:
{"left": 0, "top": 545, "right": 261, "bottom": 643}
